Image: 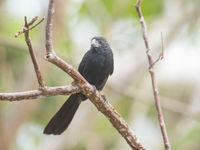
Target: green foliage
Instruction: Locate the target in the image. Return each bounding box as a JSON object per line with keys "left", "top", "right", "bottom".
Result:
{"left": 79, "top": 0, "right": 163, "bottom": 19}
{"left": 173, "top": 125, "right": 200, "bottom": 150}
{"left": 141, "top": 0, "right": 163, "bottom": 17}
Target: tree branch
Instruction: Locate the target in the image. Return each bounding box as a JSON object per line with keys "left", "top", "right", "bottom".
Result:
{"left": 149, "top": 32, "right": 164, "bottom": 69}
{"left": 45, "top": 0, "right": 55, "bottom": 55}
{"left": 29, "top": 18, "right": 44, "bottom": 31}
{"left": 46, "top": 54, "right": 87, "bottom": 83}
{"left": 24, "top": 16, "right": 46, "bottom": 88}
{"left": 134, "top": 1, "right": 171, "bottom": 150}
{"left": 0, "top": 84, "right": 80, "bottom": 101}
{"left": 0, "top": 0, "right": 147, "bottom": 149}
{"left": 14, "top": 16, "right": 39, "bottom": 38}
{"left": 44, "top": 0, "right": 145, "bottom": 149}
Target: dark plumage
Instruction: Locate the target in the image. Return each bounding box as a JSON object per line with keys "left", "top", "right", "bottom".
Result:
{"left": 43, "top": 36, "right": 114, "bottom": 135}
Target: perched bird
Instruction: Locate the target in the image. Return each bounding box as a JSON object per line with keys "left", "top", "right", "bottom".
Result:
{"left": 44, "top": 36, "right": 114, "bottom": 135}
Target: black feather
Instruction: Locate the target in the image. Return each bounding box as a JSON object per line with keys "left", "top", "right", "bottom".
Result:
{"left": 44, "top": 36, "right": 114, "bottom": 135}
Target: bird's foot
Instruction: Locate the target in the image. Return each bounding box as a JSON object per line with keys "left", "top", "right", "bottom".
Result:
{"left": 92, "top": 85, "right": 97, "bottom": 96}
{"left": 102, "top": 95, "right": 108, "bottom": 104}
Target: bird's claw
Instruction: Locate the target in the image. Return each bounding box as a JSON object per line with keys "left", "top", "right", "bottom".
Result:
{"left": 92, "top": 85, "right": 97, "bottom": 96}
{"left": 91, "top": 85, "right": 107, "bottom": 104}
{"left": 102, "top": 95, "right": 108, "bottom": 104}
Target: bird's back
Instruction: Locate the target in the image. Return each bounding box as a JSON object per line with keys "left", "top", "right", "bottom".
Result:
{"left": 78, "top": 47, "right": 113, "bottom": 90}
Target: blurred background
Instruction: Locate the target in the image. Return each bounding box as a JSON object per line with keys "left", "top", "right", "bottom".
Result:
{"left": 0, "top": 0, "right": 200, "bottom": 150}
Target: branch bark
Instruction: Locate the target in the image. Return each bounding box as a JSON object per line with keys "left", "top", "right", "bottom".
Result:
{"left": 0, "top": 0, "right": 147, "bottom": 149}
{"left": 24, "top": 16, "right": 45, "bottom": 88}
{"left": 0, "top": 84, "right": 79, "bottom": 101}
{"left": 134, "top": 1, "right": 171, "bottom": 150}
{"left": 45, "top": 0, "right": 55, "bottom": 55}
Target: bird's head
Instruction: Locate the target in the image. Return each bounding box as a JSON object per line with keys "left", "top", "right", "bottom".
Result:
{"left": 91, "top": 36, "right": 109, "bottom": 49}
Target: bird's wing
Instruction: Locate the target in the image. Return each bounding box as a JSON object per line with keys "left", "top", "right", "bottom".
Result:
{"left": 109, "top": 50, "right": 114, "bottom": 75}
{"left": 110, "top": 57, "right": 114, "bottom": 75}
{"left": 78, "top": 50, "right": 90, "bottom": 74}
{"left": 98, "top": 76, "right": 108, "bottom": 91}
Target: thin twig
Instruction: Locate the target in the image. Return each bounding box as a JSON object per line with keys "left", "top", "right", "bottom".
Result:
{"left": 149, "top": 32, "right": 164, "bottom": 69}
{"left": 24, "top": 16, "right": 45, "bottom": 88}
{"left": 29, "top": 18, "right": 45, "bottom": 30}
{"left": 14, "top": 26, "right": 28, "bottom": 38}
{"left": 14, "top": 16, "right": 38, "bottom": 38}
{"left": 27, "top": 16, "right": 39, "bottom": 26}
{"left": 134, "top": 1, "right": 171, "bottom": 150}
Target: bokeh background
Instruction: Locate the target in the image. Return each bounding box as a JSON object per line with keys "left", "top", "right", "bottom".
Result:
{"left": 0, "top": 0, "right": 200, "bottom": 150}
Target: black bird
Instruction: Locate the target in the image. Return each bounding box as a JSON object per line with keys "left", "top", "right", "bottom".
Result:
{"left": 44, "top": 36, "right": 114, "bottom": 135}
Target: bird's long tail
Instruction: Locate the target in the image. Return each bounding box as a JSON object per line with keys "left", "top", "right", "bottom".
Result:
{"left": 43, "top": 93, "right": 82, "bottom": 135}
